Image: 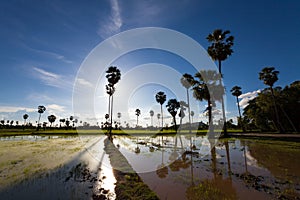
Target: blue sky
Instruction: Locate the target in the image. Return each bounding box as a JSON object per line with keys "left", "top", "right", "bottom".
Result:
{"left": 0, "top": 0, "right": 299, "bottom": 127}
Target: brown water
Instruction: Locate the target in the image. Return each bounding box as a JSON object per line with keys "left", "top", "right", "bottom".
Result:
{"left": 113, "top": 135, "right": 300, "bottom": 200}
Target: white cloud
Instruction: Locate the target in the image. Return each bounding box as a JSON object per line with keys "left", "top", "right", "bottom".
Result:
{"left": 77, "top": 78, "right": 93, "bottom": 88}
{"left": 47, "top": 104, "right": 65, "bottom": 113}
{"left": 98, "top": 0, "right": 123, "bottom": 38}
{"left": 0, "top": 106, "right": 35, "bottom": 113}
{"left": 239, "top": 90, "right": 261, "bottom": 108}
{"left": 32, "top": 67, "right": 73, "bottom": 90}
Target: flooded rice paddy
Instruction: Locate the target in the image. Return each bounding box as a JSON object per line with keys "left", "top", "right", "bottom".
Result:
{"left": 0, "top": 134, "right": 299, "bottom": 199}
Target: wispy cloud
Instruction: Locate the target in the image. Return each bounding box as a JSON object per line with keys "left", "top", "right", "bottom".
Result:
{"left": 239, "top": 90, "right": 261, "bottom": 108}
{"left": 32, "top": 67, "right": 73, "bottom": 90}
{"left": 47, "top": 104, "right": 65, "bottom": 113}
{"left": 0, "top": 106, "right": 35, "bottom": 113}
{"left": 97, "top": 0, "right": 123, "bottom": 38}
{"left": 77, "top": 78, "right": 93, "bottom": 88}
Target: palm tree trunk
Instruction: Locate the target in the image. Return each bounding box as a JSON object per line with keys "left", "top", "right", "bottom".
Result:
{"left": 110, "top": 95, "right": 114, "bottom": 136}
{"left": 108, "top": 96, "right": 111, "bottom": 116}
{"left": 236, "top": 96, "right": 245, "bottom": 132}
{"left": 136, "top": 116, "right": 138, "bottom": 127}
{"left": 161, "top": 104, "right": 163, "bottom": 129}
{"left": 218, "top": 60, "right": 228, "bottom": 137}
{"left": 208, "top": 99, "right": 213, "bottom": 135}
{"left": 187, "top": 89, "right": 191, "bottom": 133}
{"left": 270, "top": 87, "right": 283, "bottom": 133}
{"left": 173, "top": 116, "right": 177, "bottom": 132}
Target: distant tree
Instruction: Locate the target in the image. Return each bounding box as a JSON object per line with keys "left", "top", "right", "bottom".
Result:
{"left": 59, "top": 118, "right": 65, "bottom": 127}
{"left": 157, "top": 113, "right": 161, "bottom": 127}
{"left": 155, "top": 91, "right": 166, "bottom": 128}
{"left": 48, "top": 115, "right": 57, "bottom": 127}
{"left": 180, "top": 73, "right": 195, "bottom": 132}
{"left": 190, "top": 111, "right": 195, "bottom": 123}
{"left": 207, "top": 29, "right": 234, "bottom": 136}
{"left": 37, "top": 105, "right": 46, "bottom": 130}
{"left": 69, "top": 116, "right": 74, "bottom": 127}
{"left": 149, "top": 110, "right": 154, "bottom": 127}
{"left": 23, "top": 114, "right": 29, "bottom": 125}
{"left": 166, "top": 99, "right": 180, "bottom": 131}
{"left": 259, "top": 67, "right": 282, "bottom": 132}
{"left": 178, "top": 101, "right": 187, "bottom": 131}
{"left": 230, "top": 86, "right": 245, "bottom": 132}
{"left": 0, "top": 120, "right": 4, "bottom": 126}
{"left": 135, "top": 109, "right": 141, "bottom": 127}
{"left": 10, "top": 120, "right": 14, "bottom": 126}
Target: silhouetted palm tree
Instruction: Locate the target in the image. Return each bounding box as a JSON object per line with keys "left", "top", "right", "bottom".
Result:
{"left": 149, "top": 110, "right": 154, "bottom": 127}
{"left": 135, "top": 109, "right": 141, "bottom": 127}
{"left": 23, "top": 114, "right": 29, "bottom": 125}
{"left": 155, "top": 91, "right": 166, "bottom": 129}
{"left": 37, "top": 105, "right": 46, "bottom": 130}
{"left": 181, "top": 73, "right": 195, "bottom": 132}
{"left": 48, "top": 115, "right": 56, "bottom": 127}
{"left": 207, "top": 29, "right": 234, "bottom": 136}
{"left": 157, "top": 113, "right": 161, "bottom": 127}
{"left": 259, "top": 67, "right": 282, "bottom": 132}
{"left": 106, "top": 66, "right": 121, "bottom": 136}
{"left": 193, "top": 70, "right": 223, "bottom": 131}
{"left": 178, "top": 101, "right": 187, "bottom": 132}
{"left": 166, "top": 99, "right": 180, "bottom": 132}
{"left": 230, "top": 86, "right": 245, "bottom": 132}
{"left": 190, "top": 111, "right": 194, "bottom": 123}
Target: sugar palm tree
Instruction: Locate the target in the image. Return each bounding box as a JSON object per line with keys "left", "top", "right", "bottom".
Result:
{"left": 180, "top": 73, "right": 194, "bottom": 132}
{"left": 23, "top": 114, "right": 29, "bottom": 125}
{"left": 190, "top": 111, "right": 194, "bottom": 123}
{"left": 207, "top": 29, "right": 234, "bottom": 137}
{"left": 37, "top": 105, "right": 46, "bottom": 130}
{"left": 166, "top": 99, "right": 180, "bottom": 132}
{"left": 48, "top": 115, "right": 56, "bottom": 127}
{"left": 157, "top": 113, "right": 161, "bottom": 127}
{"left": 135, "top": 109, "right": 141, "bottom": 127}
{"left": 149, "top": 110, "right": 154, "bottom": 127}
{"left": 230, "top": 86, "right": 245, "bottom": 132}
{"left": 259, "top": 67, "right": 282, "bottom": 132}
{"left": 155, "top": 91, "right": 166, "bottom": 129}
{"left": 178, "top": 101, "right": 187, "bottom": 132}
{"left": 193, "top": 70, "right": 223, "bottom": 129}
{"left": 106, "top": 66, "right": 121, "bottom": 136}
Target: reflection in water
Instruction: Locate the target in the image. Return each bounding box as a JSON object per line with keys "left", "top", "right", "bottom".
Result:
{"left": 114, "top": 135, "right": 300, "bottom": 199}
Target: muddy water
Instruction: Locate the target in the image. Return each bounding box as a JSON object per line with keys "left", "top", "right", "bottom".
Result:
{"left": 113, "top": 135, "right": 300, "bottom": 200}
{"left": 0, "top": 135, "right": 116, "bottom": 200}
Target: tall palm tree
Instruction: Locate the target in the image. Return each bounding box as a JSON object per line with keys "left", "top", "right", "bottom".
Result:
{"left": 155, "top": 91, "right": 166, "bottom": 129}
{"left": 193, "top": 70, "right": 223, "bottom": 131}
{"left": 166, "top": 99, "right": 180, "bottom": 132}
{"left": 180, "top": 73, "right": 195, "bottom": 132}
{"left": 106, "top": 66, "right": 121, "bottom": 136}
{"left": 207, "top": 29, "right": 234, "bottom": 137}
{"left": 259, "top": 67, "right": 282, "bottom": 132}
{"left": 37, "top": 105, "right": 46, "bottom": 130}
{"left": 48, "top": 115, "right": 56, "bottom": 127}
{"left": 135, "top": 109, "right": 141, "bottom": 127}
{"left": 23, "top": 114, "right": 29, "bottom": 125}
{"left": 190, "top": 111, "right": 194, "bottom": 123}
{"left": 149, "top": 110, "right": 154, "bottom": 127}
{"left": 230, "top": 86, "right": 245, "bottom": 132}
{"left": 178, "top": 101, "right": 187, "bottom": 132}
{"left": 157, "top": 113, "right": 161, "bottom": 127}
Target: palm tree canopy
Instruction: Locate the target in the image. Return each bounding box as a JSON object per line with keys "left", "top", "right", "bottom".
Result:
{"left": 135, "top": 109, "right": 141, "bottom": 116}
{"left": 149, "top": 110, "right": 154, "bottom": 117}
{"left": 106, "top": 66, "right": 121, "bottom": 86}
{"left": 180, "top": 73, "right": 195, "bottom": 89}
{"left": 157, "top": 113, "right": 161, "bottom": 119}
{"left": 230, "top": 86, "right": 242, "bottom": 97}
{"left": 207, "top": 29, "right": 234, "bottom": 62}
{"left": 155, "top": 91, "right": 166, "bottom": 105}
{"left": 23, "top": 114, "right": 29, "bottom": 120}
{"left": 166, "top": 99, "right": 180, "bottom": 117}
{"left": 190, "top": 111, "right": 195, "bottom": 117}
{"left": 48, "top": 115, "right": 56, "bottom": 123}
{"left": 117, "top": 112, "right": 121, "bottom": 118}
{"left": 70, "top": 116, "right": 74, "bottom": 121}
{"left": 259, "top": 67, "right": 279, "bottom": 88}
{"left": 38, "top": 105, "right": 46, "bottom": 114}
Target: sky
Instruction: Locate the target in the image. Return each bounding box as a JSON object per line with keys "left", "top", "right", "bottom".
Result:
{"left": 0, "top": 0, "right": 299, "bottom": 127}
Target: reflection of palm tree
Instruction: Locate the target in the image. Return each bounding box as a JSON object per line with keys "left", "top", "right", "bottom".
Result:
{"left": 166, "top": 99, "right": 180, "bottom": 132}
{"left": 155, "top": 91, "right": 166, "bottom": 129}
{"left": 207, "top": 29, "right": 234, "bottom": 137}
{"left": 135, "top": 109, "right": 141, "bottom": 127}
{"left": 230, "top": 86, "right": 245, "bottom": 132}
{"left": 181, "top": 73, "right": 194, "bottom": 133}
{"left": 156, "top": 147, "right": 168, "bottom": 178}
